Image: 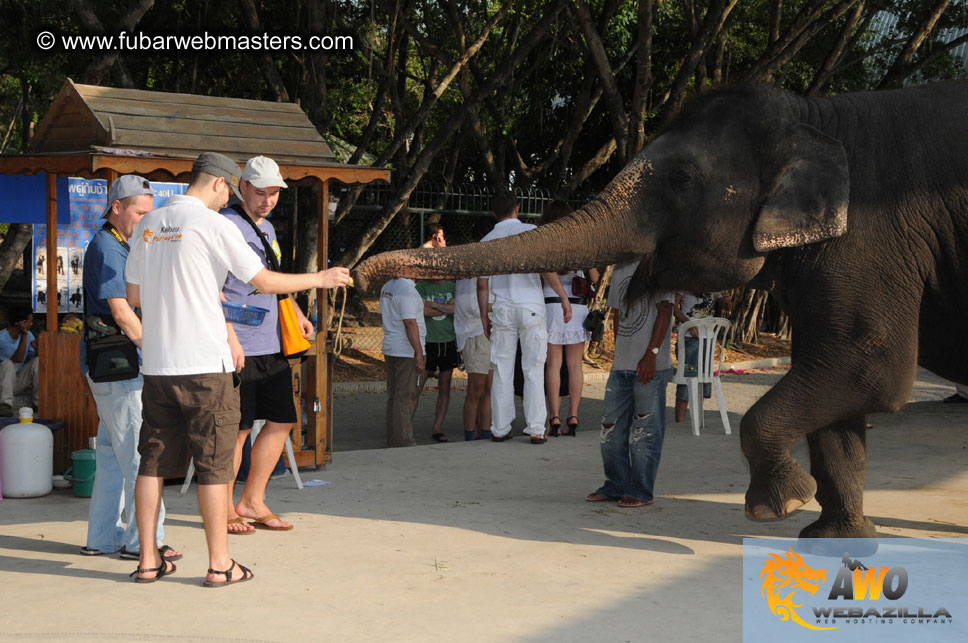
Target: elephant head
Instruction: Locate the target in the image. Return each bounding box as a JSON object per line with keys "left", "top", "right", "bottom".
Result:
{"left": 352, "top": 85, "right": 850, "bottom": 295}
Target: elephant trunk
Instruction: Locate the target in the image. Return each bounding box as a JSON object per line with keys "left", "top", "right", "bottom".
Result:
{"left": 351, "top": 198, "right": 643, "bottom": 291}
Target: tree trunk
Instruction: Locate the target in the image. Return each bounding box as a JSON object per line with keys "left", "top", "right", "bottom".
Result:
{"left": 0, "top": 224, "right": 34, "bottom": 296}
{"left": 878, "top": 0, "right": 953, "bottom": 89}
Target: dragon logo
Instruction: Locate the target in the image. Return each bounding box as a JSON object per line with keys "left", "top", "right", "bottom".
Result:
{"left": 760, "top": 548, "right": 837, "bottom": 631}
{"left": 143, "top": 228, "right": 154, "bottom": 244}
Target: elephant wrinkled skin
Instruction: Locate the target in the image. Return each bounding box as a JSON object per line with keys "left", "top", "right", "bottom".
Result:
{"left": 353, "top": 82, "right": 968, "bottom": 541}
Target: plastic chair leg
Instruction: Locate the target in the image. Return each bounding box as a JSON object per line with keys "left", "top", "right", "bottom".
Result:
{"left": 687, "top": 380, "right": 701, "bottom": 436}
{"left": 180, "top": 459, "right": 195, "bottom": 494}
{"left": 713, "top": 377, "right": 731, "bottom": 435}
{"left": 283, "top": 438, "right": 303, "bottom": 490}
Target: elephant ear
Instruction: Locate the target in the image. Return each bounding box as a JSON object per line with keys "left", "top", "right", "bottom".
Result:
{"left": 753, "top": 124, "right": 850, "bottom": 252}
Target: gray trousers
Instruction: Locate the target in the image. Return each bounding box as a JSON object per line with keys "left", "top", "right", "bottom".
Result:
{"left": 385, "top": 355, "right": 420, "bottom": 447}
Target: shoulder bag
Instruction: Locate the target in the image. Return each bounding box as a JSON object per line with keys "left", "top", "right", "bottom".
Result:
{"left": 234, "top": 207, "right": 311, "bottom": 359}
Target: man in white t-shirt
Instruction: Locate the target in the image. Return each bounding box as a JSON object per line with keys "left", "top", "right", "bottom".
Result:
{"left": 125, "top": 152, "right": 350, "bottom": 587}
{"left": 380, "top": 277, "right": 427, "bottom": 447}
{"left": 586, "top": 261, "right": 675, "bottom": 508}
{"left": 477, "top": 193, "right": 570, "bottom": 444}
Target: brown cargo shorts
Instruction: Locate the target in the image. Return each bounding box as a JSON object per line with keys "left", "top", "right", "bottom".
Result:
{"left": 138, "top": 372, "right": 241, "bottom": 485}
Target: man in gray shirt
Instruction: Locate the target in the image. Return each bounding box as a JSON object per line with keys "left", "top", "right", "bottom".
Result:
{"left": 586, "top": 261, "right": 675, "bottom": 508}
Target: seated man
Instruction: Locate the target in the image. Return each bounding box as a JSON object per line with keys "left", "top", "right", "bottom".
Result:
{"left": 0, "top": 306, "right": 39, "bottom": 416}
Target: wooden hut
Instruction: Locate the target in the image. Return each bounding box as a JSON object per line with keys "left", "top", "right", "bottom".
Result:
{"left": 0, "top": 79, "right": 389, "bottom": 472}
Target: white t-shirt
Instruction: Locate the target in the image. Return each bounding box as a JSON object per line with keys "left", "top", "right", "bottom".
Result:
{"left": 126, "top": 194, "right": 265, "bottom": 376}
{"left": 454, "top": 277, "right": 495, "bottom": 351}
{"left": 608, "top": 261, "right": 675, "bottom": 372}
{"left": 542, "top": 269, "right": 582, "bottom": 299}
{"left": 678, "top": 291, "right": 724, "bottom": 319}
{"left": 380, "top": 278, "right": 427, "bottom": 358}
{"left": 479, "top": 218, "right": 544, "bottom": 312}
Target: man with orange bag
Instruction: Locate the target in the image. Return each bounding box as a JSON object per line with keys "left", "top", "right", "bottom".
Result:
{"left": 221, "top": 156, "right": 311, "bottom": 533}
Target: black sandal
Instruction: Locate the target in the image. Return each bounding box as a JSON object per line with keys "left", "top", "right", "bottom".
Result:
{"left": 129, "top": 558, "right": 176, "bottom": 583}
{"left": 431, "top": 432, "right": 449, "bottom": 443}
{"left": 564, "top": 416, "right": 579, "bottom": 436}
{"left": 203, "top": 559, "right": 254, "bottom": 588}
{"left": 548, "top": 416, "right": 561, "bottom": 437}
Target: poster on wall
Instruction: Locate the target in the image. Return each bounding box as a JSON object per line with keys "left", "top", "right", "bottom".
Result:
{"left": 32, "top": 178, "right": 187, "bottom": 313}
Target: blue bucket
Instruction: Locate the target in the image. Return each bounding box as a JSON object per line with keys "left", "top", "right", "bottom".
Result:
{"left": 222, "top": 302, "right": 269, "bottom": 326}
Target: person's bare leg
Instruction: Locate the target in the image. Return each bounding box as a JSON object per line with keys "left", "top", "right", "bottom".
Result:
{"left": 199, "top": 482, "right": 246, "bottom": 583}
{"left": 464, "top": 373, "right": 484, "bottom": 435}
{"left": 545, "top": 344, "right": 563, "bottom": 432}
{"left": 235, "top": 421, "right": 293, "bottom": 529}
{"left": 134, "top": 475, "right": 168, "bottom": 580}
{"left": 226, "top": 428, "right": 254, "bottom": 533}
{"left": 432, "top": 369, "right": 453, "bottom": 435}
{"left": 478, "top": 371, "right": 493, "bottom": 434}
{"left": 565, "top": 342, "right": 585, "bottom": 423}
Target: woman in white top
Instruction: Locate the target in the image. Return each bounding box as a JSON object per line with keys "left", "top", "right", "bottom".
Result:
{"left": 539, "top": 201, "right": 599, "bottom": 436}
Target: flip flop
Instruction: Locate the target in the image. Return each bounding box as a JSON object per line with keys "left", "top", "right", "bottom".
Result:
{"left": 203, "top": 559, "right": 254, "bottom": 588}
{"left": 585, "top": 492, "right": 612, "bottom": 502}
{"left": 129, "top": 558, "right": 176, "bottom": 583}
{"left": 228, "top": 516, "right": 255, "bottom": 535}
{"left": 617, "top": 497, "right": 654, "bottom": 508}
{"left": 119, "top": 545, "right": 183, "bottom": 562}
{"left": 249, "top": 513, "right": 294, "bottom": 531}
{"left": 80, "top": 547, "right": 107, "bottom": 556}
{"left": 431, "top": 432, "right": 449, "bottom": 442}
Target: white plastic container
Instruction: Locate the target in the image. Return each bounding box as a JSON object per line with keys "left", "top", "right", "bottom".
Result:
{"left": 0, "top": 407, "right": 53, "bottom": 498}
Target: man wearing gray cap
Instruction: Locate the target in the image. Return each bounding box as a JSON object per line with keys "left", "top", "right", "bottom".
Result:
{"left": 126, "top": 152, "right": 350, "bottom": 586}
{"left": 80, "top": 175, "right": 181, "bottom": 564}
{"left": 221, "top": 156, "right": 305, "bottom": 533}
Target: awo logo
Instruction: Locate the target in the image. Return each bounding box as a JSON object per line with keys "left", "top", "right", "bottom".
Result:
{"left": 758, "top": 547, "right": 954, "bottom": 632}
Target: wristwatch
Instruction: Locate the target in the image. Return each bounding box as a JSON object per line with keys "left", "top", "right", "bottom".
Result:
{"left": 649, "top": 346, "right": 659, "bottom": 355}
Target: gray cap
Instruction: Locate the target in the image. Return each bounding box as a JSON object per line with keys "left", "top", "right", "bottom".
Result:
{"left": 192, "top": 152, "right": 243, "bottom": 201}
{"left": 102, "top": 175, "right": 156, "bottom": 219}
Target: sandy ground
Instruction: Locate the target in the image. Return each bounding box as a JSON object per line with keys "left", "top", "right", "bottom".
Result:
{"left": 0, "top": 367, "right": 966, "bottom": 642}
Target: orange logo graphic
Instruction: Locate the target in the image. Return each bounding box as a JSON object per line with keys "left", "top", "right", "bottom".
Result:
{"left": 143, "top": 228, "right": 154, "bottom": 243}
{"left": 760, "top": 548, "right": 837, "bottom": 631}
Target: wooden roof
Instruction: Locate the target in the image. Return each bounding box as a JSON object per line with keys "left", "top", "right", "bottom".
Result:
{"left": 30, "top": 79, "right": 337, "bottom": 165}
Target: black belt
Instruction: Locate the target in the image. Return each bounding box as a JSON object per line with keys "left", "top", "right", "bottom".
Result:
{"left": 545, "top": 297, "right": 587, "bottom": 305}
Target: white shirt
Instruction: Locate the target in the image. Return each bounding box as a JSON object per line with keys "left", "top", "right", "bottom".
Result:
{"left": 608, "top": 261, "right": 675, "bottom": 372}
{"left": 542, "top": 269, "right": 582, "bottom": 299}
{"left": 479, "top": 218, "right": 544, "bottom": 312}
{"left": 380, "top": 278, "right": 427, "bottom": 358}
{"left": 126, "top": 194, "right": 265, "bottom": 375}
{"left": 454, "top": 277, "right": 494, "bottom": 351}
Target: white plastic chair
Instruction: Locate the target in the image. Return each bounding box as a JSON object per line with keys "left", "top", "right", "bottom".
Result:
{"left": 673, "top": 317, "right": 732, "bottom": 436}
{"left": 180, "top": 419, "right": 303, "bottom": 493}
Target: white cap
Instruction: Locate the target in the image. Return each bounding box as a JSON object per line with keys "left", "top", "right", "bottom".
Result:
{"left": 18, "top": 407, "right": 33, "bottom": 421}
{"left": 103, "top": 175, "right": 156, "bottom": 218}
{"left": 241, "top": 156, "right": 287, "bottom": 189}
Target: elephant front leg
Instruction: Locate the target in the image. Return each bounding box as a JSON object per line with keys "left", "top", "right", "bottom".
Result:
{"left": 800, "top": 417, "right": 877, "bottom": 540}
{"left": 741, "top": 385, "right": 818, "bottom": 521}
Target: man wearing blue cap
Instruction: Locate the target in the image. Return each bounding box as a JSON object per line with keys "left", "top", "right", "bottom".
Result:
{"left": 80, "top": 175, "right": 181, "bottom": 564}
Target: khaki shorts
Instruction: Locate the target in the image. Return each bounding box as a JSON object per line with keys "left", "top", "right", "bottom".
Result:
{"left": 138, "top": 373, "right": 241, "bottom": 485}
{"left": 462, "top": 334, "right": 493, "bottom": 375}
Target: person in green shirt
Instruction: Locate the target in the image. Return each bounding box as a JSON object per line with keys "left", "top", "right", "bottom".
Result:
{"left": 416, "top": 273, "right": 457, "bottom": 442}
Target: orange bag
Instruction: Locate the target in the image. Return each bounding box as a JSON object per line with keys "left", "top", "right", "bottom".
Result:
{"left": 278, "top": 296, "right": 311, "bottom": 358}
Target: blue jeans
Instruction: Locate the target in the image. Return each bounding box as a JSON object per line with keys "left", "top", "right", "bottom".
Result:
{"left": 597, "top": 368, "right": 671, "bottom": 503}
{"left": 676, "top": 334, "right": 711, "bottom": 400}
{"left": 85, "top": 375, "right": 165, "bottom": 553}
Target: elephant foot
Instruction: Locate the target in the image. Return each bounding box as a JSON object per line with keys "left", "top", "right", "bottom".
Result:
{"left": 745, "top": 459, "right": 816, "bottom": 521}
{"left": 797, "top": 517, "right": 878, "bottom": 556}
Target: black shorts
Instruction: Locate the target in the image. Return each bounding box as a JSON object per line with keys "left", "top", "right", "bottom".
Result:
{"left": 425, "top": 340, "right": 459, "bottom": 373}
{"left": 238, "top": 353, "right": 298, "bottom": 430}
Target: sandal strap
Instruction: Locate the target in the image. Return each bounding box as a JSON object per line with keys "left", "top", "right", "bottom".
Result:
{"left": 206, "top": 559, "right": 252, "bottom": 580}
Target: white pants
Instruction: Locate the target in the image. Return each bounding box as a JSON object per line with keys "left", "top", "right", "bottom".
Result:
{"left": 0, "top": 358, "right": 38, "bottom": 407}
{"left": 489, "top": 305, "right": 548, "bottom": 437}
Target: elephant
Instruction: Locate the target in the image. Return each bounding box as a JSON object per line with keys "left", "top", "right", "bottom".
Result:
{"left": 352, "top": 81, "right": 968, "bottom": 541}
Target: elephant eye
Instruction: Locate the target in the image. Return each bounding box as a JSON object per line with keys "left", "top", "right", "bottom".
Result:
{"left": 669, "top": 169, "right": 692, "bottom": 186}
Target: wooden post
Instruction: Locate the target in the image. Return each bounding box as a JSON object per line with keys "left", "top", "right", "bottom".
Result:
{"left": 313, "top": 179, "right": 330, "bottom": 465}
{"left": 45, "top": 173, "right": 57, "bottom": 332}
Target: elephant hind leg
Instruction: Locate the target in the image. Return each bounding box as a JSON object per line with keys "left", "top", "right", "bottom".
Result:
{"left": 799, "top": 416, "right": 877, "bottom": 540}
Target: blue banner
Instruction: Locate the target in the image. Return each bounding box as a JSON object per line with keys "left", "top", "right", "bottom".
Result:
{"left": 32, "top": 178, "right": 187, "bottom": 313}
{"left": 743, "top": 538, "right": 967, "bottom": 642}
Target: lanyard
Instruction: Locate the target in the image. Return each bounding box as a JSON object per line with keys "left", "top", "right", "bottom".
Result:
{"left": 102, "top": 222, "right": 130, "bottom": 251}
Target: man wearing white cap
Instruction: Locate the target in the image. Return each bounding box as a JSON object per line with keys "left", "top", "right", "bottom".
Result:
{"left": 79, "top": 175, "right": 181, "bottom": 564}
{"left": 220, "top": 156, "right": 310, "bottom": 533}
